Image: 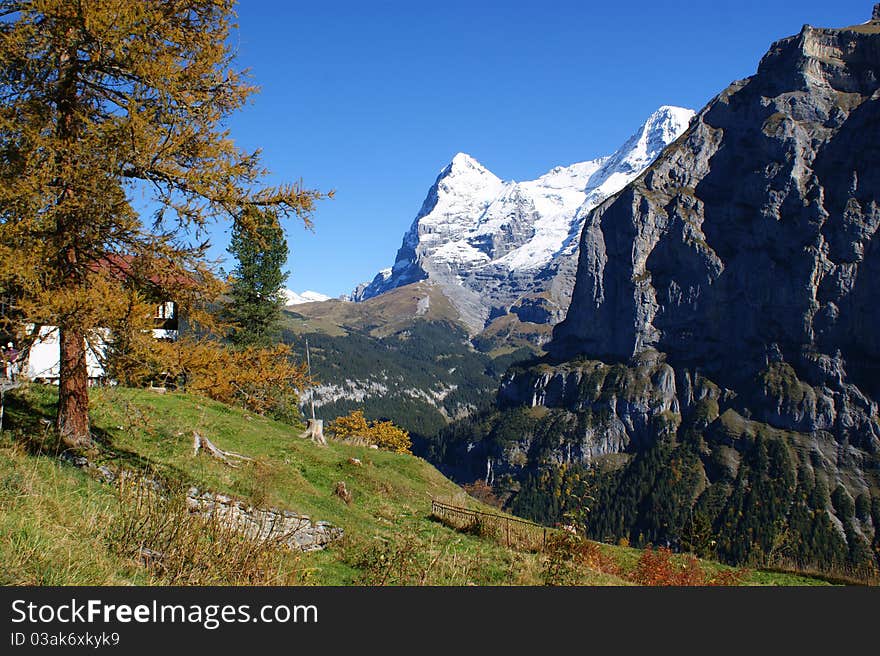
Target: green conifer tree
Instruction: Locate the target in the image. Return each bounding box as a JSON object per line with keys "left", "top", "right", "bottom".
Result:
{"left": 226, "top": 207, "right": 289, "bottom": 347}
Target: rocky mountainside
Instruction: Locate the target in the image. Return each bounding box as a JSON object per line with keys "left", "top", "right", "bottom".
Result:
{"left": 353, "top": 107, "right": 694, "bottom": 332}
{"left": 551, "top": 14, "right": 880, "bottom": 447}
{"left": 431, "top": 8, "right": 880, "bottom": 574}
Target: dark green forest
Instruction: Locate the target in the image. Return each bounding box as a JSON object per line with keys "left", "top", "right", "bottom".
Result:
{"left": 428, "top": 395, "right": 880, "bottom": 575}
{"left": 283, "top": 318, "right": 533, "bottom": 441}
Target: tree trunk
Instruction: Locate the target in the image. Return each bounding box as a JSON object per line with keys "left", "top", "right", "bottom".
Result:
{"left": 53, "top": 29, "right": 90, "bottom": 450}
{"left": 57, "top": 325, "right": 91, "bottom": 448}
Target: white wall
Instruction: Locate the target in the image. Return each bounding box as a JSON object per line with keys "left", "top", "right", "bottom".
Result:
{"left": 25, "top": 325, "right": 108, "bottom": 382}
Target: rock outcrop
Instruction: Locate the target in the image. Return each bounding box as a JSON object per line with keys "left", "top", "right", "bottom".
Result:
{"left": 186, "top": 488, "right": 343, "bottom": 552}
{"left": 61, "top": 452, "right": 343, "bottom": 553}
{"left": 550, "top": 16, "right": 880, "bottom": 452}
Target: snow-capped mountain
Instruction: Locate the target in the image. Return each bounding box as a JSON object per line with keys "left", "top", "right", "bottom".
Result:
{"left": 352, "top": 106, "right": 695, "bottom": 331}
{"left": 283, "top": 289, "right": 331, "bottom": 306}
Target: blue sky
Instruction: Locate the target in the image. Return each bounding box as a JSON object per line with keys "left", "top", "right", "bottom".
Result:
{"left": 210, "top": 0, "right": 874, "bottom": 297}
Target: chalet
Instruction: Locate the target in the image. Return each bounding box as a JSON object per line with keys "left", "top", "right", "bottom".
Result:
{"left": 25, "top": 301, "right": 179, "bottom": 383}
{"left": 4, "top": 254, "right": 185, "bottom": 384}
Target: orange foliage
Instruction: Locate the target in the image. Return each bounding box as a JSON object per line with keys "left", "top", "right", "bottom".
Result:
{"left": 327, "top": 409, "right": 370, "bottom": 440}
{"left": 327, "top": 410, "right": 412, "bottom": 454}
{"left": 543, "top": 531, "right": 620, "bottom": 585}
{"left": 631, "top": 546, "right": 746, "bottom": 586}
{"left": 145, "top": 338, "right": 310, "bottom": 421}
{"left": 462, "top": 480, "right": 503, "bottom": 509}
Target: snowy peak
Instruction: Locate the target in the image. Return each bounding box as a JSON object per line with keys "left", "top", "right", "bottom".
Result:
{"left": 442, "top": 152, "right": 496, "bottom": 179}
{"left": 573, "top": 105, "right": 695, "bottom": 215}
{"left": 353, "top": 106, "right": 695, "bottom": 327}
{"left": 616, "top": 105, "right": 695, "bottom": 173}
{"left": 644, "top": 105, "right": 695, "bottom": 139}
{"left": 638, "top": 105, "right": 695, "bottom": 153}
{"left": 431, "top": 152, "right": 504, "bottom": 210}
{"left": 284, "top": 289, "right": 331, "bottom": 305}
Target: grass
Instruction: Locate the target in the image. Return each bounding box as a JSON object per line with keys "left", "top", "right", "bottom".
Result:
{"left": 0, "top": 385, "right": 835, "bottom": 586}
{"left": 0, "top": 442, "right": 143, "bottom": 585}
{"left": 282, "top": 280, "right": 466, "bottom": 339}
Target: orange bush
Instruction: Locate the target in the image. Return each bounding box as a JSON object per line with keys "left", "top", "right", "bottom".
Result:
{"left": 326, "top": 409, "right": 370, "bottom": 438}
{"left": 631, "top": 546, "right": 746, "bottom": 586}
{"left": 542, "top": 532, "right": 620, "bottom": 585}
{"left": 327, "top": 410, "right": 412, "bottom": 454}
{"left": 134, "top": 337, "right": 310, "bottom": 422}
{"left": 462, "top": 480, "right": 503, "bottom": 509}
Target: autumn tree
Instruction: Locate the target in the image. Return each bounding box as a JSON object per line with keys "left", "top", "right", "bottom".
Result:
{"left": 150, "top": 338, "right": 309, "bottom": 423}
{"left": 0, "top": 1, "right": 328, "bottom": 447}
{"left": 225, "top": 206, "right": 289, "bottom": 347}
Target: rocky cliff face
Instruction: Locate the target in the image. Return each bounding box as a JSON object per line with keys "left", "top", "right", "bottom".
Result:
{"left": 352, "top": 107, "right": 694, "bottom": 332}
{"left": 550, "top": 18, "right": 880, "bottom": 452}
{"left": 438, "top": 11, "right": 880, "bottom": 572}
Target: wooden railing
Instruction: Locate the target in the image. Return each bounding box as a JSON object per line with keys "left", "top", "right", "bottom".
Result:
{"left": 430, "top": 499, "right": 549, "bottom": 552}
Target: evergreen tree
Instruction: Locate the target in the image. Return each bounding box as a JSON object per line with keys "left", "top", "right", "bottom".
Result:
{"left": 226, "top": 207, "right": 289, "bottom": 347}
{"left": 0, "top": 0, "right": 328, "bottom": 446}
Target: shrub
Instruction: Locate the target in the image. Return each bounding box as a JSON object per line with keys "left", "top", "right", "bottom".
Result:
{"left": 109, "top": 336, "right": 310, "bottom": 425}
{"left": 631, "top": 546, "right": 746, "bottom": 586}
{"left": 327, "top": 410, "right": 412, "bottom": 454}
{"left": 542, "top": 531, "right": 619, "bottom": 585}
{"left": 462, "top": 480, "right": 503, "bottom": 508}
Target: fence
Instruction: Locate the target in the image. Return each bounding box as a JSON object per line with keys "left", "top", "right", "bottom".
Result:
{"left": 759, "top": 558, "right": 879, "bottom": 587}
{"left": 430, "top": 499, "right": 549, "bottom": 552}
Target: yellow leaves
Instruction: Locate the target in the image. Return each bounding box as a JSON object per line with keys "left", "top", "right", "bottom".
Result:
{"left": 369, "top": 420, "right": 413, "bottom": 455}
{"left": 156, "top": 339, "right": 309, "bottom": 419}
{"left": 327, "top": 409, "right": 370, "bottom": 438}
{"left": 1, "top": 0, "right": 330, "bottom": 329}
{"left": 327, "top": 410, "right": 412, "bottom": 455}
{"left": 106, "top": 334, "right": 309, "bottom": 421}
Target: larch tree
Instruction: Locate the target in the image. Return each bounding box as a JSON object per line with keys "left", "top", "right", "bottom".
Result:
{"left": 0, "top": 0, "right": 328, "bottom": 448}
{"left": 225, "top": 206, "right": 289, "bottom": 348}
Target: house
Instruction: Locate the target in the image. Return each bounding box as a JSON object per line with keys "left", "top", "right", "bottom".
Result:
{"left": 14, "top": 254, "right": 185, "bottom": 384}
{"left": 24, "top": 300, "right": 179, "bottom": 383}
{"left": 25, "top": 326, "right": 108, "bottom": 382}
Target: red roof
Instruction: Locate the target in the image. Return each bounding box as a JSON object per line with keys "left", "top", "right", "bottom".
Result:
{"left": 89, "top": 254, "right": 199, "bottom": 291}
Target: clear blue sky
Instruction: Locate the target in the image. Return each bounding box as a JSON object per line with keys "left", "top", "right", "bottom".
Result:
{"left": 210, "top": 0, "right": 874, "bottom": 297}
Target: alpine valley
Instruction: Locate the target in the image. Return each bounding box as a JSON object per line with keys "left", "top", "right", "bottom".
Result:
{"left": 283, "top": 106, "right": 694, "bottom": 442}
{"left": 288, "top": 8, "right": 880, "bottom": 576}
{"left": 11, "top": 0, "right": 880, "bottom": 595}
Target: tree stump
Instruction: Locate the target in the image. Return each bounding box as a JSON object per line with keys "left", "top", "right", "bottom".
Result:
{"left": 192, "top": 431, "right": 253, "bottom": 467}
{"left": 300, "top": 418, "right": 326, "bottom": 445}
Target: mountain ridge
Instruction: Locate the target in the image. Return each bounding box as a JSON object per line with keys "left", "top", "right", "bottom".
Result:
{"left": 351, "top": 106, "right": 695, "bottom": 332}
{"left": 438, "top": 8, "right": 880, "bottom": 574}
{"left": 283, "top": 289, "right": 332, "bottom": 306}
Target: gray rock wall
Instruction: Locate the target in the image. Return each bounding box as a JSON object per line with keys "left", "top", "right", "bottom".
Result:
{"left": 551, "top": 23, "right": 880, "bottom": 452}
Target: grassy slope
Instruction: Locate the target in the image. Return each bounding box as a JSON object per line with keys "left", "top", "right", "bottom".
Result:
{"left": 0, "top": 386, "right": 827, "bottom": 586}
{"left": 283, "top": 281, "right": 464, "bottom": 339}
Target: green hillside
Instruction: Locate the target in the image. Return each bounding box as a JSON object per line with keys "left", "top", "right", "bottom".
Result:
{"left": 281, "top": 284, "right": 536, "bottom": 441}
{"left": 0, "top": 386, "right": 828, "bottom": 586}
